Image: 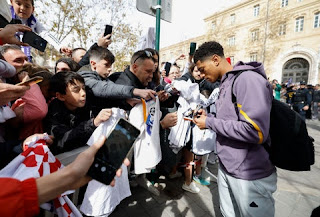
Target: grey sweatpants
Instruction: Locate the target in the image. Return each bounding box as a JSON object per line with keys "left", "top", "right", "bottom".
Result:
{"left": 218, "top": 166, "right": 277, "bottom": 217}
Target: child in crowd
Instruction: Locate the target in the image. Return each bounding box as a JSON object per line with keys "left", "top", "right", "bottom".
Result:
{"left": 44, "top": 71, "right": 112, "bottom": 155}
{"left": 9, "top": 0, "right": 71, "bottom": 61}
{"left": 79, "top": 46, "right": 156, "bottom": 116}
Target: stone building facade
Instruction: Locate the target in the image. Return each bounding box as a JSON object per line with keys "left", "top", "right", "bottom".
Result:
{"left": 160, "top": 0, "right": 320, "bottom": 84}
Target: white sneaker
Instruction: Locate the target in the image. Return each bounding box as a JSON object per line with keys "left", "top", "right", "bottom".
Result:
{"left": 182, "top": 182, "right": 200, "bottom": 194}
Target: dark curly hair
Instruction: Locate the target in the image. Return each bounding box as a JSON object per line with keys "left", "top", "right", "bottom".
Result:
{"left": 193, "top": 41, "right": 224, "bottom": 64}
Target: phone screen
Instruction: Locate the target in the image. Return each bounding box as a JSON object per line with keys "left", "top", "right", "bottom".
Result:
{"left": 189, "top": 42, "right": 197, "bottom": 55}
{"left": 164, "top": 62, "right": 171, "bottom": 76}
{"left": 104, "top": 25, "right": 113, "bottom": 38}
{"left": 87, "top": 118, "right": 140, "bottom": 185}
{"left": 22, "top": 31, "right": 47, "bottom": 52}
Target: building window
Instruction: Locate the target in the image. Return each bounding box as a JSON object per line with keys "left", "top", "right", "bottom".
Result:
{"left": 250, "top": 53, "right": 258, "bottom": 62}
{"left": 254, "top": 5, "right": 260, "bottom": 17}
{"left": 228, "top": 36, "right": 235, "bottom": 46}
{"left": 295, "top": 17, "right": 304, "bottom": 32}
{"left": 279, "top": 23, "right": 286, "bottom": 35}
{"left": 211, "top": 21, "right": 216, "bottom": 31}
{"left": 229, "top": 56, "right": 234, "bottom": 65}
{"left": 314, "top": 12, "right": 320, "bottom": 28}
{"left": 251, "top": 29, "right": 259, "bottom": 41}
{"left": 281, "top": 0, "right": 288, "bottom": 7}
{"left": 297, "top": 0, "right": 302, "bottom": 2}
{"left": 230, "top": 14, "right": 235, "bottom": 24}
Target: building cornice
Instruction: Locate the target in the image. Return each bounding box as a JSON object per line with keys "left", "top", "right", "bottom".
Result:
{"left": 204, "top": 0, "right": 261, "bottom": 22}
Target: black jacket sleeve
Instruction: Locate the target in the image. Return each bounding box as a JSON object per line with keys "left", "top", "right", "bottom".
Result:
{"left": 78, "top": 43, "right": 99, "bottom": 67}
{"left": 44, "top": 101, "right": 96, "bottom": 154}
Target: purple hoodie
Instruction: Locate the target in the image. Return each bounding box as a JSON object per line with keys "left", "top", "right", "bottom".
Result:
{"left": 206, "top": 61, "right": 275, "bottom": 180}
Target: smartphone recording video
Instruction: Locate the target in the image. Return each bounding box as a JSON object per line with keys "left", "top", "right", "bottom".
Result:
{"left": 22, "top": 31, "right": 47, "bottom": 52}
{"left": 104, "top": 24, "right": 113, "bottom": 39}
{"left": 163, "top": 62, "right": 171, "bottom": 76}
{"left": 189, "top": 42, "right": 197, "bottom": 56}
{"left": 87, "top": 118, "right": 140, "bottom": 185}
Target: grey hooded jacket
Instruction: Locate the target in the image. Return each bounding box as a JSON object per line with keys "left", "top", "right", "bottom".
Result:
{"left": 79, "top": 70, "right": 135, "bottom": 115}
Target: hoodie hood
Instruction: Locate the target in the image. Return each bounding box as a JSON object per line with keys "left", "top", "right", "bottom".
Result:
{"left": 226, "top": 61, "right": 267, "bottom": 80}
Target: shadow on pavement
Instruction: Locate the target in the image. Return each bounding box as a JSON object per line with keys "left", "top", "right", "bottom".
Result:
{"left": 109, "top": 163, "right": 222, "bottom": 217}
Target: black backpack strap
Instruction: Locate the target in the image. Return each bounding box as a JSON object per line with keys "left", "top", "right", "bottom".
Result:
{"left": 231, "top": 71, "right": 244, "bottom": 120}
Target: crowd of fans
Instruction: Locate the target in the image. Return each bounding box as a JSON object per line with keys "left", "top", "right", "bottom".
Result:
{"left": 270, "top": 79, "right": 320, "bottom": 121}
{"left": 0, "top": 0, "right": 319, "bottom": 217}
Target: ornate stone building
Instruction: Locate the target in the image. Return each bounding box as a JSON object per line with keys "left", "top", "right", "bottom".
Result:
{"left": 160, "top": 0, "right": 320, "bottom": 84}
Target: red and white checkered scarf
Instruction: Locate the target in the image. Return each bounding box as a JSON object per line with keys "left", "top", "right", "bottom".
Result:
{"left": 0, "top": 134, "right": 82, "bottom": 217}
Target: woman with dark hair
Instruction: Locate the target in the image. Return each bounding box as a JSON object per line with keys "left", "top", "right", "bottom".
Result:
{"left": 55, "top": 57, "right": 80, "bottom": 73}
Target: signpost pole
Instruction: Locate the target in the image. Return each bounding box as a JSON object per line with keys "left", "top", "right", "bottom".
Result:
{"left": 155, "top": 0, "right": 161, "bottom": 52}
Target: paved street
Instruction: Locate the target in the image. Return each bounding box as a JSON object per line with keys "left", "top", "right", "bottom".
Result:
{"left": 110, "top": 120, "right": 320, "bottom": 217}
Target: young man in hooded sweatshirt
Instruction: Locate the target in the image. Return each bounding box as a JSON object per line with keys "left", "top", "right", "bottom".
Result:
{"left": 193, "top": 41, "right": 276, "bottom": 217}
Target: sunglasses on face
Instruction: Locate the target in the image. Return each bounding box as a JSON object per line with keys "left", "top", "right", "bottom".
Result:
{"left": 133, "top": 50, "right": 154, "bottom": 64}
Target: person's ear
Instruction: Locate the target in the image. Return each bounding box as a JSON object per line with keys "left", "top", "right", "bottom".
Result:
{"left": 132, "top": 63, "right": 138, "bottom": 74}
{"left": 90, "top": 60, "right": 96, "bottom": 70}
{"left": 56, "top": 92, "right": 65, "bottom": 101}
{"left": 211, "top": 54, "right": 221, "bottom": 67}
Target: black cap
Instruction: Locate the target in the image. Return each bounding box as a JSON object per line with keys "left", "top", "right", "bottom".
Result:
{"left": 300, "top": 81, "right": 306, "bottom": 85}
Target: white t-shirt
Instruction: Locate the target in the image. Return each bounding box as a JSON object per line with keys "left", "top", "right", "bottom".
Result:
{"left": 128, "top": 97, "right": 162, "bottom": 174}
{"left": 80, "top": 108, "right": 131, "bottom": 217}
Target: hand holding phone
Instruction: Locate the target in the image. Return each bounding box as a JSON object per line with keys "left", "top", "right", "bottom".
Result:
{"left": 16, "top": 76, "right": 43, "bottom": 86}
{"left": 87, "top": 118, "right": 140, "bottom": 185}
{"left": 104, "top": 25, "right": 113, "bottom": 39}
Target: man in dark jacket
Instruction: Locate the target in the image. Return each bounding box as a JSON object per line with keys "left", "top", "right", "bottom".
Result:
{"left": 115, "top": 49, "right": 160, "bottom": 196}
{"left": 193, "top": 41, "right": 276, "bottom": 217}
{"left": 292, "top": 81, "right": 312, "bottom": 120}
{"left": 78, "top": 46, "right": 156, "bottom": 116}
{"left": 115, "top": 50, "right": 156, "bottom": 111}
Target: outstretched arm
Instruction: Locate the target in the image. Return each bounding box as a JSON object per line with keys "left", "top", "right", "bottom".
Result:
{"left": 35, "top": 136, "right": 129, "bottom": 204}
{"left": 0, "top": 24, "right": 31, "bottom": 46}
